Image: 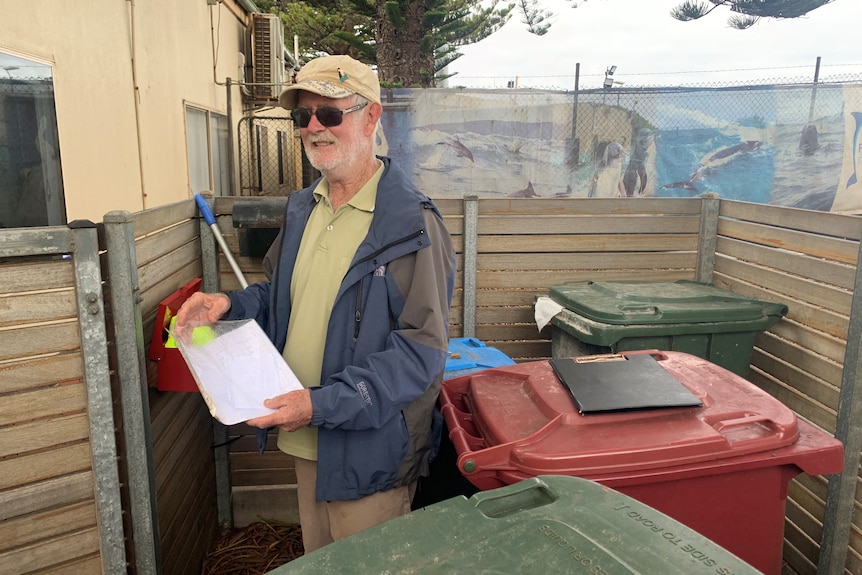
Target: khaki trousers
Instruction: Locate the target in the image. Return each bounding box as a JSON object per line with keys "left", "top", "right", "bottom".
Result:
{"left": 294, "top": 456, "right": 416, "bottom": 554}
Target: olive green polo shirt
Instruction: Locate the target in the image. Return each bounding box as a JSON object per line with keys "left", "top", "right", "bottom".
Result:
{"left": 278, "top": 161, "right": 383, "bottom": 461}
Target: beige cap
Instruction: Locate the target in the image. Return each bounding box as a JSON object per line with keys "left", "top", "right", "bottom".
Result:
{"left": 278, "top": 55, "right": 381, "bottom": 110}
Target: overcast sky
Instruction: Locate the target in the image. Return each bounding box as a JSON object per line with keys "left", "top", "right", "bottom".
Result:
{"left": 446, "top": 0, "right": 861, "bottom": 89}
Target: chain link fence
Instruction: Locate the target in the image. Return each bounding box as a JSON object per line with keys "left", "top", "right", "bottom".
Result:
{"left": 237, "top": 115, "right": 318, "bottom": 196}
{"left": 563, "top": 78, "right": 853, "bottom": 198}
{"left": 377, "top": 75, "right": 861, "bottom": 210}
{"left": 241, "top": 71, "right": 862, "bottom": 211}
{"left": 448, "top": 67, "right": 862, "bottom": 91}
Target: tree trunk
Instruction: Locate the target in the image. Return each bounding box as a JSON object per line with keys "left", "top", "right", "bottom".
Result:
{"left": 375, "top": 0, "right": 436, "bottom": 88}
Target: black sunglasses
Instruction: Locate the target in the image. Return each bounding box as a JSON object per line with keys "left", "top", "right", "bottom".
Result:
{"left": 290, "top": 101, "right": 368, "bottom": 128}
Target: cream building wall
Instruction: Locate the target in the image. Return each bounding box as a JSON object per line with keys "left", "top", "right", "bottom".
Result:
{"left": 0, "top": 0, "right": 262, "bottom": 223}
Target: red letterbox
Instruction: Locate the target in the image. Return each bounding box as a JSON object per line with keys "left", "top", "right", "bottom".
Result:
{"left": 148, "top": 277, "right": 202, "bottom": 392}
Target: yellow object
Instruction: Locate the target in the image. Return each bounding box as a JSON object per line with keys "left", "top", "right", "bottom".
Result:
{"left": 165, "top": 316, "right": 179, "bottom": 349}
{"left": 166, "top": 316, "right": 217, "bottom": 348}
{"left": 192, "top": 325, "right": 217, "bottom": 346}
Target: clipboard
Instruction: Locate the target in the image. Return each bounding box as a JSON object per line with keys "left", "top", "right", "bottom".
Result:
{"left": 549, "top": 354, "right": 703, "bottom": 414}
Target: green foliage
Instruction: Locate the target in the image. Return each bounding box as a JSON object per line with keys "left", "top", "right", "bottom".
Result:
{"left": 254, "top": 0, "right": 837, "bottom": 87}
{"left": 257, "top": 0, "right": 515, "bottom": 84}
{"left": 419, "top": 0, "right": 515, "bottom": 62}
{"left": 255, "top": 0, "right": 374, "bottom": 62}
{"left": 383, "top": 1, "right": 405, "bottom": 28}
{"left": 670, "top": 0, "right": 836, "bottom": 29}
{"left": 518, "top": 0, "right": 553, "bottom": 35}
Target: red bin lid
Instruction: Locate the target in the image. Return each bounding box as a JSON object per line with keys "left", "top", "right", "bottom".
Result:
{"left": 441, "top": 350, "right": 800, "bottom": 480}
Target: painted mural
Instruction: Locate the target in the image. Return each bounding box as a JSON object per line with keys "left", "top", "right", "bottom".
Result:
{"left": 379, "top": 84, "right": 862, "bottom": 213}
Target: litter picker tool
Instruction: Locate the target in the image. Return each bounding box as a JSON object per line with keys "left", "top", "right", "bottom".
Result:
{"left": 195, "top": 193, "right": 249, "bottom": 289}
{"left": 195, "top": 195, "right": 269, "bottom": 453}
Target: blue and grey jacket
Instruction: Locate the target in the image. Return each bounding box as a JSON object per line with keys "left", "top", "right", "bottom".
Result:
{"left": 224, "top": 156, "right": 456, "bottom": 502}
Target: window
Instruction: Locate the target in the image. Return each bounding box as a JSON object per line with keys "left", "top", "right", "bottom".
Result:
{"left": 185, "top": 105, "right": 230, "bottom": 196}
{"left": 0, "top": 52, "right": 65, "bottom": 228}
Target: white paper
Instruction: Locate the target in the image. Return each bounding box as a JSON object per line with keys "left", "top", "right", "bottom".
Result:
{"left": 534, "top": 296, "right": 565, "bottom": 332}
{"left": 172, "top": 319, "right": 302, "bottom": 425}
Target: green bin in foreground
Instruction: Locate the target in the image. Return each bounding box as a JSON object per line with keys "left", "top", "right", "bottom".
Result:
{"left": 547, "top": 280, "right": 788, "bottom": 376}
{"left": 266, "top": 475, "right": 760, "bottom": 575}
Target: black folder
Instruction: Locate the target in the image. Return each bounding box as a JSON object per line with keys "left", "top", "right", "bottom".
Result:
{"left": 549, "top": 354, "right": 703, "bottom": 414}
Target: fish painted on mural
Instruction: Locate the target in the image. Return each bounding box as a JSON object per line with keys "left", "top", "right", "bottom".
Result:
{"left": 436, "top": 136, "right": 475, "bottom": 162}
{"left": 662, "top": 140, "right": 763, "bottom": 194}
{"left": 509, "top": 182, "right": 539, "bottom": 198}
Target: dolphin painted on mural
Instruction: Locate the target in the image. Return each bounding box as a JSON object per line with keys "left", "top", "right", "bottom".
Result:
{"left": 436, "top": 136, "right": 475, "bottom": 162}
{"left": 509, "top": 182, "right": 539, "bottom": 198}
{"left": 661, "top": 140, "right": 763, "bottom": 194}
{"left": 798, "top": 124, "right": 820, "bottom": 155}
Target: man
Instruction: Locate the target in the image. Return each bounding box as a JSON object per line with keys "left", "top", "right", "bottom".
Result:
{"left": 176, "top": 55, "right": 455, "bottom": 552}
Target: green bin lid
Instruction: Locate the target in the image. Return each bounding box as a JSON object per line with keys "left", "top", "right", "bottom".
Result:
{"left": 266, "top": 475, "right": 760, "bottom": 574}
{"left": 549, "top": 280, "right": 788, "bottom": 325}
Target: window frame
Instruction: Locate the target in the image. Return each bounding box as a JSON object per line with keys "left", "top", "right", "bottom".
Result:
{"left": 185, "top": 104, "right": 230, "bottom": 196}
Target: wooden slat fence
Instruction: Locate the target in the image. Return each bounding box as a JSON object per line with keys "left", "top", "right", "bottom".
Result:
{"left": 101, "top": 201, "right": 221, "bottom": 575}
{"left": 0, "top": 224, "right": 125, "bottom": 574}
{"left": 706, "top": 201, "right": 862, "bottom": 575}
{"left": 210, "top": 194, "right": 861, "bottom": 575}
{"left": 457, "top": 196, "right": 705, "bottom": 359}
{"left": 5, "top": 194, "right": 861, "bottom": 575}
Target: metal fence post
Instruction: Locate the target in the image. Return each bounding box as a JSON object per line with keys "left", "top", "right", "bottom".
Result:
{"left": 818, "top": 234, "right": 862, "bottom": 575}
{"left": 695, "top": 192, "right": 720, "bottom": 283}
{"left": 227, "top": 78, "right": 238, "bottom": 197}
{"left": 462, "top": 195, "right": 479, "bottom": 338}
{"left": 566, "top": 63, "right": 581, "bottom": 167}
{"left": 102, "top": 210, "right": 162, "bottom": 574}
{"left": 70, "top": 220, "right": 128, "bottom": 574}
{"left": 200, "top": 197, "right": 234, "bottom": 530}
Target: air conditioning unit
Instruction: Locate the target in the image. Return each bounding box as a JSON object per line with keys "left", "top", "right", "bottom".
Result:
{"left": 250, "top": 13, "right": 285, "bottom": 101}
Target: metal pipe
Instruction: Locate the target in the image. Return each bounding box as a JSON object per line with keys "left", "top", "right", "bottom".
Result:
{"left": 462, "top": 195, "right": 478, "bottom": 338}
{"left": 195, "top": 194, "right": 248, "bottom": 288}
{"left": 227, "top": 78, "right": 238, "bottom": 196}
{"left": 808, "top": 56, "right": 821, "bottom": 123}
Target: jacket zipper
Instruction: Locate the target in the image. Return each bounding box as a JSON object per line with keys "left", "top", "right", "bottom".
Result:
{"left": 271, "top": 195, "right": 291, "bottom": 344}
{"left": 351, "top": 228, "right": 424, "bottom": 271}
{"left": 353, "top": 276, "right": 364, "bottom": 340}
{"left": 350, "top": 228, "right": 425, "bottom": 341}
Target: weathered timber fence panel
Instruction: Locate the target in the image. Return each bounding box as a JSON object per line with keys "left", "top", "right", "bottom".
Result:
{"left": 0, "top": 224, "right": 125, "bottom": 574}
{"left": 102, "top": 200, "right": 220, "bottom": 575}
{"left": 465, "top": 196, "right": 705, "bottom": 360}
{"left": 206, "top": 195, "right": 859, "bottom": 574}
{"left": 23, "top": 194, "right": 849, "bottom": 574}
{"left": 709, "top": 201, "right": 862, "bottom": 575}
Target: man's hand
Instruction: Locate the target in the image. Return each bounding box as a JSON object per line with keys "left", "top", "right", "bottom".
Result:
{"left": 174, "top": 292, "right": 231, "bottom": 338}
{"left": 246, "top": 389, "right": 313, "bottom": 432}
